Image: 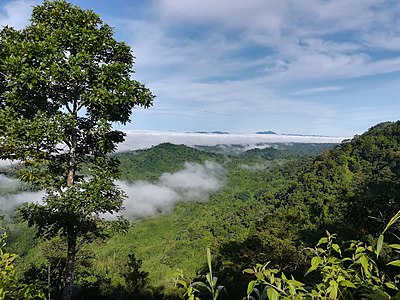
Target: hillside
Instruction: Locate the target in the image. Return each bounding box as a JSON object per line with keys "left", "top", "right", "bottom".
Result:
{"left": 5, "top": 141, "right": 328, "bottom": 299}
{"left": 202, "top": 122, "right": 400, "bottom": 298}
{"left": 3, "top": 123, "right": 400, "bottom": 299}
{"left": 115, "top": 143, "right": 222, "bottom": 181}
{"left": 263, "top": 121, "right": 400, "bottom": 237}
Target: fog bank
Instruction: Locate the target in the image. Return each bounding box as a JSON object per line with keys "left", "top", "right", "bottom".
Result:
{"left": 118, "top": 130, "right": 346, "bottom": 152}
{"left": 117, "top": 161, "right": 225, "bottom": 218}
{"left": 0, "top": 175, "right": 44, "bottom": 212}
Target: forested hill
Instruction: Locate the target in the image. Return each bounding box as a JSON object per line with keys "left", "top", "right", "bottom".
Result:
{"left": 114, "top": 142, "right": 337, "bottom": 182}
{"left": 260, "top": 121, "right": 400, "bottom": 243}
{"left": 114, "top": 143, "right": 221, "bottom": 181}
{"left": 242, "top": 143, "right": 336, "bottom": 159}
{"left": 5, "top": 123, "right": 400, "bottom": 299}
{"left": 209, "top": 121, "right": 400, "bottom": 297}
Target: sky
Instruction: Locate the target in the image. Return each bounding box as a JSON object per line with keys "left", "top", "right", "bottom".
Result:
{"left": 1, "top": 0, "right": 400, "bottom": 137}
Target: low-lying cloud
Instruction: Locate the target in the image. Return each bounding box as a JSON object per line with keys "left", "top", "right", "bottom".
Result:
{"left": 0, "top": 161, "right": 225, "bottom": 219}
{"left": 118, "top": 130, "right": 346, "bottom": 152}
{"left": 0, "top": 159, "right": 19, "bottom": 169}
{"left": 117, "top": 161, "right": 225, "bottom": 218}
{"left": 0, "top": 174, "right": 44, "bottom": 213}
{"left": 239, "top": 163, "right": 272, "bottom": 171}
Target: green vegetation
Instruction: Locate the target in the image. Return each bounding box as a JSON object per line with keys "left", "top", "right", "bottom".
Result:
{"left": 115, "top": 143, "right": 221, "bottom": 182}
{"left": 0, "top": 0, "right": 153, "bottom": 299}
{"left": 2, "top": 140, "right": 328, "bottom": 299}
{"left": 1, "top": 121, "right": 400, "bottom": 299}
{"left": 0, "top": 230, "right": 45, "bottom": 300}
{"left": 0, "top": 1, "right": 399, "bottom": 299}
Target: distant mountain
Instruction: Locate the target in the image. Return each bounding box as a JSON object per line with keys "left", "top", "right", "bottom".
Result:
{"left": 255, "top": 131, "right": 277, "bottom": 135}
{"left": 194, "top": 131, "right": 229, "bottom": 134}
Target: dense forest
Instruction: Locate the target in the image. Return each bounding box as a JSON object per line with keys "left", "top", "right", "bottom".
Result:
{"left": 1, "top": 121, "right": 400, "bottom": 299}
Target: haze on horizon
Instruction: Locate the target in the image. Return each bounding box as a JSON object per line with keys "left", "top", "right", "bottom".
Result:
{"left": 1, "top": 0, "right": 400, "bottom": 137}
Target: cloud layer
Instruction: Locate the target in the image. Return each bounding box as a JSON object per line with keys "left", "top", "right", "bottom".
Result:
{"left": 0, "top": 161, "right": 224, "bottom": 219}
{"left": 117, "top": 161, "right": 225, "bottom": 218}
{"left": 118, "top": 130, "right": 345, "bottom": 152}
{"left": 0, "top": 174, "right": 44, "bottom": 212}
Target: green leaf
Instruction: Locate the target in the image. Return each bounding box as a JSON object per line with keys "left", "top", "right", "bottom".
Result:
{"left": 328, "top": 280, "right": 338, "bottom": 299}
{"left": 359, "top": 255, "right": 370, "bottom": 275}
{"left": 317, "top": 237, "right": 328, "bottom": 246}
{"left": 332, "top": 243, "right": 341, "bottom": 256}
{"left": 388, "top": 260, "right": 400, "bottom": 267}
{"left": 288, "top": 277, "right": 304, "bottom": 288}
{"left": 384, "top": 282, "right": 399, "bottom": 290}
{"left": 355, "top": 246, "right": 366, "bottom": 254}
{"left": 376, "top": 234, "right": 384, "bottom": 258}
{"left": 383, "top": 210, "right": 400, "bottom": 234}
{"left": 192, "top": 281, "right": 210, "bottom": 291}
{"left": 207, "top": 248, "right": 213, "bottom": 277}
{"left": 266, "top": 287, "right": 279, "bottom": 300}
{"left": 389, "top": 244, "right": 400, "bottom": 250}
{"left": 339, "top": 280, "right": 356, "bottom": 288}
{"left": 247, "top": 280, "right": 256, "bottom": 296}
{"left": 305, "top": 256, "right": 321, "bottom": 275}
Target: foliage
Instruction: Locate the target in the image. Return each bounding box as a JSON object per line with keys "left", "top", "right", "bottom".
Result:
{"left": 116, "top": 143, "right": 221, "bottom": 182}
{"left": 5, "top": 121, "right": 400, "bottom": 298}
{"left": 166, "top": 248, "right": 224, "bottom": 300}
{"left": 3, "top": 141, "right": 331, "bottom": 297}
{"left": 244, "top": 262, "right": 306, "bottom": 300}
{"left": 123, "top": 252, "right": 151, "bottom": 296}
{"left": 244, "top": 210, "right": 400, "bottom": 300}
{"left": 0, "top": 0, "right": 154, "bottom": 298}
{"left": 0, "top": 231, "right": 45, "bottom": 300}
{"left": 193, "top": 248, "right": 224, "bottom": 300}
{"left": 165, "top": 269, "right": 200, "bottom": 300}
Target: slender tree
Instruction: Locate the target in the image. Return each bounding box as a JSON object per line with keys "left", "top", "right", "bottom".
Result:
{"left": 0, "top": 1, "right": 154, "bottom": 299}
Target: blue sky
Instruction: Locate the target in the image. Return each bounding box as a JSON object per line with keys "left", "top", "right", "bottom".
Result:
{"left": 1, "top": 0, "right": 400, "bottom": 137}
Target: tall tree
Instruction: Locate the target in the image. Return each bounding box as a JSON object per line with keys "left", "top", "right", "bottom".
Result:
{"left": 0, "top": 1, "right": 154, "bottom": 299}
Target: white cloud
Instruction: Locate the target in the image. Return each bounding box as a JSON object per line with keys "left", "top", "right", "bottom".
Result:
{"left": 0, "top": 0, "right": 36, "bottom": 29}
{"left": 0, "top": 159, "right": 20, "bottom": 169}
{"left": 118, "top": 131, "right": 345, "bottom": 152}
{"left": 292, "top": 86, "right": 343, "bottom": 96}
{"left": 363, "top": 33, "right": 400, "bottom": 51}
{"left": 118, "top": 0, "right": 400, "bottom": 139}
{"left": 0, "top": 174, "right": 21, "bottom": 193}
{"left": 127, "top": 0, "right": 400, "bottom": 86}
{"left": 0, "top": 161, "right": 224, "bottom": 219}
{"left": 239, "top": 163, "right": 271, "bottom": 171}
{"left": 2, "top": 0, "right": 398, "bottom": 137}
{"left": 117, "top": 161, "right": 224, "bottom": 218}
{"left": 0, "top": 174, "right": 44, "bottom": 212}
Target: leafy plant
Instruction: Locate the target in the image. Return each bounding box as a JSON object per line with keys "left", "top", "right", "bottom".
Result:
{"left": 193, "top": 248, "right": 225, "bottom": 300}
{"left": 169, "top": 269, "right": 201, "bottom": 300}
{"left": 0, "top": 231, "right": 45, "bottom": 300}
{"left": 243, "top": 262, "right": 307, "bottom": 299}
{"left": 244, "top": 210, "right": 400, "bottom": 299}
{"left": 167, "top": 248, "right": 224, "bottom": 300}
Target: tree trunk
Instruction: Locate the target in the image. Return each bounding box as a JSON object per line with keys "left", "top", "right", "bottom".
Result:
{"left": 67, "top": 136, "right": 76, "bottom": 187}
{"left": 62, "top": 105, "right": 78, "bottom": 300}
{"left": 61, "top": 234, "right": 77, "bottom": 300}
{"left": 48, "top": 264, "right": 51, "bottom": 300}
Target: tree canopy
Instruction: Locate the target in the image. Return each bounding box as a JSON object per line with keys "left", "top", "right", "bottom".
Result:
{"left": 0, "top": 1, "right": 154, "bottom": 299}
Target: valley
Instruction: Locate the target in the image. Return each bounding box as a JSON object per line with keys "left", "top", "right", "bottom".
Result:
{"left": 2, "top": 121, "right": 400, "bottom": 299}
